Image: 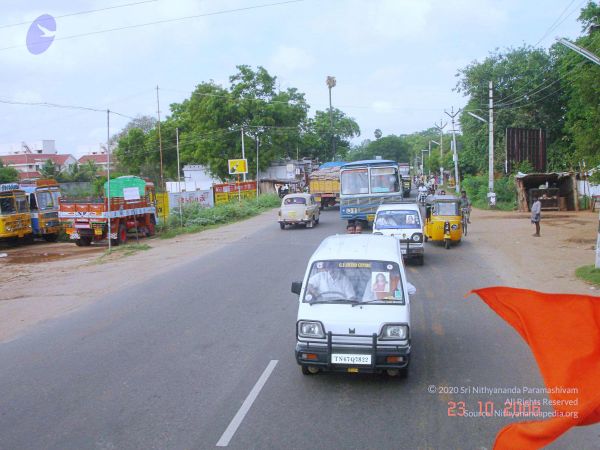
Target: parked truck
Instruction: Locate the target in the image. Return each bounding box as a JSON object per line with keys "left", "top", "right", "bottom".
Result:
{"left": 308, "top": 162, "right": 345, "bottom": 209}
{"left": 0, "top": 183, "right": 32, "bottom": 242}
{"left": 59, "top": 176, "right": 157, "bottom": 246}
{"left": 20, "top": 179, "right": 61, "bottom": 242}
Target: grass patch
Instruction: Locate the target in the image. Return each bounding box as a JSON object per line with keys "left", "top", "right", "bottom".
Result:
{"left": 575, "top": 265, "right": 600, "bottom": 286}
{"left": 159, "top": 193, "right": 281, "bottom": 239}
{"left": 94, "top": 243, "right": 151, "bottom": 263}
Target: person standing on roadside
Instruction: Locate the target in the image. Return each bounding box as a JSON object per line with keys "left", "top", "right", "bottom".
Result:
{"left": 531, "top": 196, "right": 541, "bottom": 237}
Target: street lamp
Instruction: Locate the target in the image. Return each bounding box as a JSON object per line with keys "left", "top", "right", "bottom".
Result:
{"left": 430, "top": 140, "right": 441, "bottom": 183}
{"left": 326, "top": 76, "right": 336, "bottom": 160}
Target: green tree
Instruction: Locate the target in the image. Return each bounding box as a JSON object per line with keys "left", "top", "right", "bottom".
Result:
{"left": 0, "top": 160, "right": 19, "bottom": 183}
{"left": 40, "top": 159, "right": 59, "bottom": 179}
{"left": 456, "top": 45, "right": 566, "bottom": 174}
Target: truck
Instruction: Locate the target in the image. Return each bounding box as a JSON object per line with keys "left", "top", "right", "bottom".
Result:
{"left": 0, "top": 183, "right": 33, "bottom": 242}
{"left": 398, "top": 162, "right": 411, "bottom": 197}
{"left": 308, "top": 162, "right": 344, "bottom": 209}
{"left": 59, "top": 176, "right": 157, "bottom": 247}
{"left": 19, "top": 179, "right": 61, "bottom": 242}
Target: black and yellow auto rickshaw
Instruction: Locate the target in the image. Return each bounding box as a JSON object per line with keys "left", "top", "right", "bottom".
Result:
{"left": 423, "top": 195, "right": 463, "bottom": 249}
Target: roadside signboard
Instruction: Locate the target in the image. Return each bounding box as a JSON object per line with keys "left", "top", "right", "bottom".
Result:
{"left": 228, "top": 159, "right": 248, "bottom": 175}
{"left": 156, "top": 192, "right": 170, "bottom": 223}
{"left": 213, "top": 181, "right": 257, "bottom": 205}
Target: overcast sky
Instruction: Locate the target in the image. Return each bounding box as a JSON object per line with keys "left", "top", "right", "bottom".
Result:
{"left": 0, "top": 0, "right": 586, "bottom": 156}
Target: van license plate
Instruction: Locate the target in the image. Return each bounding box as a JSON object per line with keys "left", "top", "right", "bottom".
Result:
{"left": 331, "top": 354, "right": 371, "bottom": 365}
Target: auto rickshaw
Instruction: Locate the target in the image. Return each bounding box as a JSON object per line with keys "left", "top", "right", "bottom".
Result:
{"left": 423, "top": 195, "right": 463, "bottom": 249}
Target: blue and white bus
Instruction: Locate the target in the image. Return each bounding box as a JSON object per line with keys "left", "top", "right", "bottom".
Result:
{"left": 339, "top": 159, "right": 403, "bottom": 227}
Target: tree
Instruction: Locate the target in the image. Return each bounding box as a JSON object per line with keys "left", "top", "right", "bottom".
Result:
{"left": 303, "top": 108, "right": 360, "bottom": 161}
{"left": 40, "top": 159, "right": 59, "bottom": 179}
{"left": 0, "top": 160, "right": 19, "bottom": 183}
{"left": 456, "top": 45, "right": 567, "bottom": 175}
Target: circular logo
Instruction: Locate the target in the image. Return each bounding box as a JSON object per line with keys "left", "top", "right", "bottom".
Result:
{"left": 26, "top": 14, "right": 56, "bottom": 55}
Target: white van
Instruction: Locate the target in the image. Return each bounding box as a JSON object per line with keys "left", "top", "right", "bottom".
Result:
{"left": 291, "top": 234, "right": 414, "bottom": 377}
{"left": 372, "top": 202, "right": 424, "bottom": 265}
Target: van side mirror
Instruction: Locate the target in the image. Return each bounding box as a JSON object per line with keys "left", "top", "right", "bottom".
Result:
{"left": 407, "top": 282, "right": 417, "bottom": 296}
{"left": 291, "top": 281, "right": 302, "bottom": 295}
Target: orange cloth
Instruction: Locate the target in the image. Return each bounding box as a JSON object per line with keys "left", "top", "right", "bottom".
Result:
{"left": 471, "top": 287, "right": 600, "bottom": 450}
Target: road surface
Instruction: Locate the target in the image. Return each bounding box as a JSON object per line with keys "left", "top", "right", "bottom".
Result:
{"left": 0, "top": 201, "right": 597, "bottom": 449}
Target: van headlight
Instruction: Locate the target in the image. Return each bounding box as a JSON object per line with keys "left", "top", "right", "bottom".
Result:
{"left": 380, "top": 324, "right": 408, "bottom": 340}
{"left": 297, "top": 320, "right": 325, "bottom": 338}
{"left": 411, "top": 233, "right": 422, "bottom": 242}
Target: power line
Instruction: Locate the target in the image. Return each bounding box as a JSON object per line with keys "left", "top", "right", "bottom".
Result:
{"left": 0, "top": 0, "right": 306, "bottom": 52}
{"left": 0, "top": 0, "right": 159, "bottom": 30}
{"left": 533, "top": 0, "right": 580, "bottom": 47}
{"left": 0, "top": 97, "right": 136, "bottom": 120}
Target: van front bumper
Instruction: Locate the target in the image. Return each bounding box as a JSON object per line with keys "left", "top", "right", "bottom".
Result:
{"left": 295, "top": 332, "right": 411, "bottom": 373}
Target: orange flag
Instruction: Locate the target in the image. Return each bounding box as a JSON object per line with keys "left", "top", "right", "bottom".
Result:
{"left": 471, "top": 287, "right": 600, "bottom": 450}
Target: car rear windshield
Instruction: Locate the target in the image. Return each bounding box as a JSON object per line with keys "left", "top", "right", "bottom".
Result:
{"left": 375, "top": 210, "right": 420, "bottom": 229}
{"left": 303, "top": 260, "right": 405, "bottom": 305}
{"left": 284, "top": 197, "right": 306, "bottom": 205}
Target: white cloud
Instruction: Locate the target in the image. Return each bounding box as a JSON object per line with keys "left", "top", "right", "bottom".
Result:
{"left": 268, "top": 45, "right": 315, "bottom": 76}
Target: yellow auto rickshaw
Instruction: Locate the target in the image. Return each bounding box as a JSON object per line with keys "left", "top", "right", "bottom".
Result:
{"left": 423, "top": 195, "right": 463, "bottom": 249}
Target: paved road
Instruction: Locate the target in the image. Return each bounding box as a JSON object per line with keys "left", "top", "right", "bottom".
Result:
{"left": 1, "top": 199, "right": 598, "bottom": 449}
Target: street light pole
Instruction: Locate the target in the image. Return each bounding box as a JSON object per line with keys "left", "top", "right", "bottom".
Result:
{"left": 326, "top": 76, "right": 336, "bottom": 161}
{"left": 445, "top": 107, "right": 461, "bottom": 193}
{"left": 555, "top": 37, "right": 600, "bottom": 268}
{"left": 434, "top": 120, "right": 447, "bottom": 186}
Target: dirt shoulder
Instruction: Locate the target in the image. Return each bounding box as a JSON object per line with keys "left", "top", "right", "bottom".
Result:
{"left": 468, "top": 208, "right": 598, "bottom": 295}
{"left": 0, "top": 210, "right": 279, "bottom": 342}
{"left": 1, "top": 206, "right": 597, "bottom": 343}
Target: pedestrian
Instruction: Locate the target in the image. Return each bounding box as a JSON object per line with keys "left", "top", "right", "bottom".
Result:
{"left": 531, "top": 196, "right": 541, "bottom": 237}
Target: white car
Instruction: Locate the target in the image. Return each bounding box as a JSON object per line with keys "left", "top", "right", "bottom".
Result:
{"left": 291, "top": 234, "right": 414, "bottom": 377}
{"left": 372, "top": 202, "right": 424, "bottom": 265}
{"left": 278, "top": 193, "right": 320, "bottom": 229}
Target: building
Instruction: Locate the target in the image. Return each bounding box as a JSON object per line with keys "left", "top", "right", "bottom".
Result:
{"left": 166, "top": 164, "right": 221, "bottom": 193}
{"left": 0, "top": 141, "right": 77, "bottom": 180}
{"left": 78, "top": 152, "right": 111, "bottom": 176}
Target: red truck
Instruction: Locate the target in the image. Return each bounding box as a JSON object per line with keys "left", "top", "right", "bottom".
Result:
{"left": 59, "top": 176, "right": 157, "bottom": 246}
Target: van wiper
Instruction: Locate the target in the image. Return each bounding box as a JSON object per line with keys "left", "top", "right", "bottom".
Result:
{"left": 351, "top": 298, "right": 397, "bottom": 307}
{"left": 309, "top": 298, "right": 360, "bottom": 305}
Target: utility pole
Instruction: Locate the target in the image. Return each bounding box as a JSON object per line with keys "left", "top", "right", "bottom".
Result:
{"left": 241, "top": 127, "right": 246, "bottom": 181}
{"left": 156, "top": 85, "right": 164, "bottom": 190}
{"left": 176, "top": 127, "right": 182, "bottom": 228}
{"left": 445, "top": 107, "right": 461, "bottom": 193}
{"left": 434, "top": 120, "right": 447, "bottom": 186}
{"left": 326, "top": 76, "right": 336, "bottom": 160}
{"left": 556, "top": 37, "right": 600, "bottom": 268}
{"left": 488, "top": 81, "right": 495, "bottom": 195}
{"left": 256, "top": 134, "right": 260, "bottom": 198}
{"left": 106, "top": 109, "right": 112, "bottom": 252}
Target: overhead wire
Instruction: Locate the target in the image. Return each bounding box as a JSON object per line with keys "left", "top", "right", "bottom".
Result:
{"left": 0, "top": 0, "right": 159, "bottom": 30}
{"left": 0, "top": 0, "right": 306, "bottom": 52}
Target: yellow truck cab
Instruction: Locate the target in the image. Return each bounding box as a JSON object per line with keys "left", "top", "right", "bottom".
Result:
{"left": 0, "top": 183, "right": 32, "bottom": 242}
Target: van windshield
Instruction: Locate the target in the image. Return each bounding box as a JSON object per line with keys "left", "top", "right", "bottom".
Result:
{"left": 303, "top": 260, "right": 405, "bottom": 305}
{"left": 375, "top": 210, "right": 420, "bottom": 229}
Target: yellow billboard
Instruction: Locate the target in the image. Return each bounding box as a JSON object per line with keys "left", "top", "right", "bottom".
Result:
{"left": 228, "top": 159, "right": 248, "bottom": 175}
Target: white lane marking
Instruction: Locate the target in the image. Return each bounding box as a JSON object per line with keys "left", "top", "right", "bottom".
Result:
{"left": 216, "top": 359, "right": 278, "bottom": 447}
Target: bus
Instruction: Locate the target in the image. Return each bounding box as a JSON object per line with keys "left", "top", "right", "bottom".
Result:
{"left": 339, "top": 160, "right": 403, "bottom": 228}
{"left": 19, "top": 179, "right": 62, "bottom": 242}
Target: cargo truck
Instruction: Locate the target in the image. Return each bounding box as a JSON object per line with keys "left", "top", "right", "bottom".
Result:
{"left": 308, "top": 162, "right": 344, "bottom": 209}
{"left": 0, "top": 183, "right": 32, "bottom": 242}
{"left": 20, "top": 179, "right": 61, "bottom": 242}
{"left": 59, "top": 176, "right": 157, "bottom": 246}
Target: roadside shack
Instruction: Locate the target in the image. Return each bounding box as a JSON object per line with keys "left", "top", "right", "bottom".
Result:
{"left": 515, "top": 172, "right": 578, "bottom": 212}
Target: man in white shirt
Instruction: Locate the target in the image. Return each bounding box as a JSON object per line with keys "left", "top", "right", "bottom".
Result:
{"left": 531, "top": 196, "right": 541, "bottom": 237}
{"left": 307, "top": 264, "right": 356, "bottom": 301}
